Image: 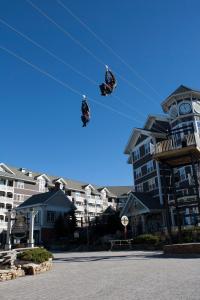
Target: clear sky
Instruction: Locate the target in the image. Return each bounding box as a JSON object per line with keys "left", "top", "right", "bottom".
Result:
{"left": 1, "top": 0, "right": 200, "bottom": 186}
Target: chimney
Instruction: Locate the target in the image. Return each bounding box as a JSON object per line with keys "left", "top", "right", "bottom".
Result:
{"left": 54, "top": 182, "right": 61, "bottom": 191}
{"left": 28, "top": 172, "right": 32, "bottom": 177}
{"left": 19, "top": 167, "right": 26, "bottom": 173}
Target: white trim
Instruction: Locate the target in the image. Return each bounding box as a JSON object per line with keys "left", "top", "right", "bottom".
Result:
{"left": 36, "top": 174, "right": 51, "bottom": 182}
{"left": 55, "top": 178, "right": 67, "bottom": 185}
{"left": 84, "top": 184, "right": 96, "bottom": 191}
{"left": 124, "top": 128, "right": 166, "bottom": 154}
{"left": 120, "top": 193, "right": 150, "bottom": 217}
{"left": 0, "top": 163, "right": 15, "bottom": 175}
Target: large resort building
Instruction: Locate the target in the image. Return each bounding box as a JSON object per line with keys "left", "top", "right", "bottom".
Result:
{"left": 0, "top": 163, "right": 132, "bottom": 238}
{"left": 122, "top": 85, "right": 200, "bottom": 235}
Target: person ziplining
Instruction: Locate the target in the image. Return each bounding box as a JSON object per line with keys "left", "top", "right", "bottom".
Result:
{"left": 99, "top": 65, "right": 117, "bottom": 96}
{"left": 81, "top": 95, "right": 90, "bottom": 127}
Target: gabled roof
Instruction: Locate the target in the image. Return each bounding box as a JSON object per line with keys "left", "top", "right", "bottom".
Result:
{"left": 124, "top": 127, "right": 166, "bottom": 155}
{"left": 35, "top": 174, "right": 51, "bottom": 182}
{"left": 53, "top": 177, "right": 67, "bottom": 185}
{"left": 162, "top": 85, "right": 200, "bottom": 112}
{"left": 0, "top": 164, "right": 35, "bottom": 183}
{"left": 95, "top": 187, "right": 116, "bottom": 198}
{"left": 18, "top": 189, "right": 75, "bottom": 210}
{"left": 133, "top": 192, "right": 162, "bottom": 210}
{"left": 83, "top": 184, "right": 96, "bottom": 191}
{"left": 0, "top": 163, "right": 15, "bottom": 174}
{"left": 105, "top": 186, "right": 133, "bottom": 197}
{"left": 168, "top": 85, "right": 193, "bottom": 98}
{"left": 19, "top": 190, "right": 57, "bottom": 207}
{"left": 3, "top": 163, "right": 132, "bottom": 197}
{"left": 144, "top": 115, "right": 170, "bottom": 131}
{"left": 102, "top": 205, "right": 116, "bottom": 215}
{"left": 120, "top": 192, "right": 162, "bottom": 217}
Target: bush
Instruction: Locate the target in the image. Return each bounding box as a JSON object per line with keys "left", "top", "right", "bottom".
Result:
{"left": 17, "top": 248, "right": 53, "bottom": 264}
{"left": 134, "top": 234, "right": 160, "bottom": 245}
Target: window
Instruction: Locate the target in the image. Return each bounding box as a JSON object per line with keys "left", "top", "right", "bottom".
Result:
{"left": 47, "top": 211, "right": 56, "bottom": 223}
{"left": 0, "top": 203, "right": 5, "bottom": 208}
{"left": 134, "top": 148, "right": 140, "bottom": 161}
{"left": 101, "top": 190, "right": 106, "bottom": 199}
{"left": 16, "top": 181, "right": 24, "bottom": 189}
{"left": 7, "top": 192, "right": 13, "bottom": 198}
{"left": 38, "top": 178, "right": 46, "bottom": 192}
{"left": 0, "top": 179, "right": 6, "bottom": 186}
{"left": 14, "top": 194, "right": 21, "bottom": 202}
{"left": 136, "top": 184, "right": 143, "bottom": 192}
{"left": 143, "top": 181, "right": 149, "bottom": 192}
{"left": 7, "top": 180, "right": 13, "bottom": 187}
{"left": 148, "top": 178, "right": 156, "bottom": 191}
{"left": 147, "top": 161, "right": 154, "bottom": 173}
{"left": 85, "top": 187, "right": 91, "bottom": 196}
{"left": 179, "top": 167, "right": 186, "bottom": 181}
{"left": 35, "top": 211, "right": 40, "bottom": 224}
{"left": 6, "top": 204, "right": 12, "bottom": 209}
{"left": 135, "top": 167, "right": 142, "bottom": 179}
{"left": 144, "top": 143, "right": 150, "bottom": 155}
{"left": 0, "top": 191, "right": 6, "bottom": 197}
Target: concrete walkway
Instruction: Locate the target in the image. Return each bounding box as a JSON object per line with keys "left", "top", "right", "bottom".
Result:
{"left": 1, "top": 251, "right": 200, "bottom": 300}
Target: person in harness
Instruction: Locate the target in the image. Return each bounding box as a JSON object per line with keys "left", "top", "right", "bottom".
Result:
{"left": 81, "top": 95, "right": 90, "bottom": 127}
{"left": 99, "top": 65, "right": 117, "bottom": 96}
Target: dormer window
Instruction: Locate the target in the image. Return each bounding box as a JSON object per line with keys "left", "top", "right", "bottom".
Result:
{"left": 38, "top": 178, "right": 46, "bottom": 192}
{"left": 85, "top": 186, "right": 91, "bottom": 196}
{"left": 101, "top": 190, "right": 106, "bottom": 199}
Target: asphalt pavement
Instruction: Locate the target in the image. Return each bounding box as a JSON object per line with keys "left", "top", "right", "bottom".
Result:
{"left": 1, "top": 251, "right": 200, "bottom": 300}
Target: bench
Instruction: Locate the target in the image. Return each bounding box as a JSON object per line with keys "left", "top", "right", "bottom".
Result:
{"left": 110, "top": 239, "right": 133, "bottom": 250}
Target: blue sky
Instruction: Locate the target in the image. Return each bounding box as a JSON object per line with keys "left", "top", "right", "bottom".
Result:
{"left": 1, "top": 0, "right": 200, "bottom": 186}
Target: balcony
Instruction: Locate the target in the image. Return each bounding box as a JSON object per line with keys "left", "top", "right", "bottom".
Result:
{"left": 0, "top": 185, "right": 14, "bottom": 193}
{"left": 0, "top": 196, "right": 13, "bottom": 204}
{"left": 75, "top": 205, "right": 84, "bottom": 212}
{"left": 87, "top": 197, "right": 96, "bottom": 204}
{"left": 88, "top": 206, "right": 96, "bottom": 213}
{"left": 153, "top": 133, "right": 200, "bottom": 167}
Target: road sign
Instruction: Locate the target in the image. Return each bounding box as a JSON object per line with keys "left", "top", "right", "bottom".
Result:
{"left": 121, "top": 215, "right": 129, "bottom": 227}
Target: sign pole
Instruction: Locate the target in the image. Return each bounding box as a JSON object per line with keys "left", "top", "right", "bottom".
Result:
{"left": 124, "top": 225, "right": 128, "bottom": 239}
{"left": 121, "top": 215, "right": 129, "bottom": 240}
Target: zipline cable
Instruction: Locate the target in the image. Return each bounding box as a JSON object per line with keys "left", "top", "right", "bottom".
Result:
{"left": 25, "top": 0, "right": 158, "bottom": 106}
{"left": 0, "top": 45, "right": 142, "bottom": 124}
{"left": 0, "top": 17, "right": 144, "bottom": 121}
{"left": 56, "top": 0, "right": 162, "bottom": 98}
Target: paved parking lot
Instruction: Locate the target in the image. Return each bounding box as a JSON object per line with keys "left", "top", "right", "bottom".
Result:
{"left": 1, "top": 251, "right": 200, "bottom": 300}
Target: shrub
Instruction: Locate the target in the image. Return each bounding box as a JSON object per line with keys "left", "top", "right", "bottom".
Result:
{"left": 17, "top": 248, "right": 53, "bottom": 264}
{"left": 134, "top": 234, "right": 160, "bottom": 245}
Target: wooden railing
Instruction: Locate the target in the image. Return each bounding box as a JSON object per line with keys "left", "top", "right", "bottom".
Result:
{"left": 154, "top": 133, "right": 197, "bottom": 154}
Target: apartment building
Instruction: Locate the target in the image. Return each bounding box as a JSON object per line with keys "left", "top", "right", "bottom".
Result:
{"left": 122, "top": 85, "right": 200, "bottom": 235}
{"left": 0, "top": 163, "right": 132, "bottom": 234}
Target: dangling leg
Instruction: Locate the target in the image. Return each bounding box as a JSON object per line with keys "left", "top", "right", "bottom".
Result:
{"left": 99, "top": 83, "right": 107, "bottom": 96}
{"left": 81, "top": 115, "right": 86, "bottom": 127}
